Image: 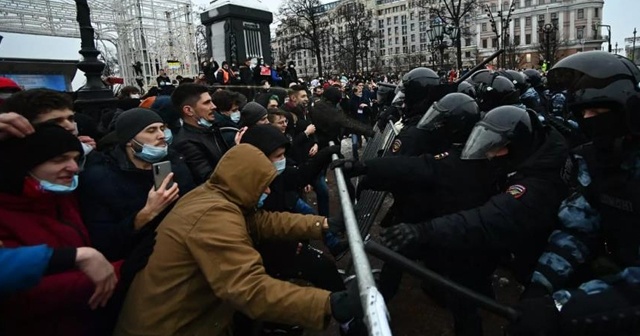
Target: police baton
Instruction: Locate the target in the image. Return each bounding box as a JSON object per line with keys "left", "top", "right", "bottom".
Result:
{"left": 364, "top": 240, "right": 521, "bottom": 322}
{"left": 456, "top": 49, "right": 505, "bottom": 84}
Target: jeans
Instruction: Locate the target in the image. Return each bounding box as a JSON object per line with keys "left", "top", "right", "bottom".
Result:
{"left": 294, "top": 198, "right": 316, "bottom": 215}
{"left": 314, "top": 171, "right": 330, "bottom": 217}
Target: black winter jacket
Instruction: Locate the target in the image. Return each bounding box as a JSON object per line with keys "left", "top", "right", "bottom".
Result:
{"left": 172, "top": 123, "right": 229, "bottom": 184}
{"left": 78, "top": 147, "right": 196, "bottom": 261}
{"left": 310, "top": 99, "right": 374, "bottom": 148}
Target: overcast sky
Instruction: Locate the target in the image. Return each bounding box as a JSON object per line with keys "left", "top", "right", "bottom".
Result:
{"left": 196, "top": 0, "right": 639, "bottom": 52}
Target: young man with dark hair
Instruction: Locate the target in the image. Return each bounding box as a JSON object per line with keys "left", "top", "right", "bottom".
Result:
{"left": 171, "top": 83, "right": 229, "bottom": 184}
{"left": 0, "top": 88, "right": 97, "bottom": 154}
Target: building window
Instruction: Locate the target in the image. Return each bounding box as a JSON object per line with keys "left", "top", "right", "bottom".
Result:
{"left": 411, "top": 23, "right": 415, "bottom": 31}
{"left": 401, "top": 15, "right": 407, "bottom": 24}
{"left": 379, "top": 20, "right": 384, "bottom": 28}
{"left": 538, "top": 14, "right": 545, "bottom": 23}
{"left": 490, "top": 3, "right": 497, "bottom": 11}
{"left": 387, "top": 18, "right": 391, "bottom": 25}
{"left": 394, "top": 16, "right": 399, "bottom": 24}
{"left": 379, "top": 29, "right": 384, "bottom": 37}
{"left": 411, "top": 45, "right": 416, "bottom": 52}
{"left": 594, "top": 8, "right": 599, "bottom": 18}
{"left": 525, "top": 33, "right": 531, "bottom": 44}
{"left": 577, "top": 27, "right": 584, "bottom": 39}
{"left": 465, "top": 51, "right": 471, "bottom": 58}
{"left": 395, "top": 37, "right": 399, "bottom": 44}
{"left": 514, "top": 18, "right": 520, "bottom": 28}
{"left": 551, "top": 12, "right": 557, "bottom": 19}
{"left": 396, "top": 47, "right": 400, "bottom": 54}
{"left": 410, "top": 12, "right": 415, "bottom": 20}
{"left": 577, "top": 9, "right": 584, "bottom": 19}
{"left": 402, "top": 26, "right": 407, "bottom": 34}
{"left": 403, "top": 46, "right": 408, "bottom": 53}
{"left": 395, "top": 26, "right": 399, "bottom": 34}
{"left": 492, "top": 38, "right": 498, "bottom": 48}
{"left": 514, "top": 35, "right": 521, "bottom": 45}
{"left": 388, "top": 27, "right": 391, "bottom": 35}
{"left": 525, "top": 17, "right": 531, "bottom": 27}
{"left": 411, "top": 34, "right": 415, "bottom": 42}
{"left": 402, "top": 36, "right": 408, "bottom": 45}
{"left": 465, "top": 38, "right": 471, "bottom": 46}
{"left": 525, "top": 0, "right": 531, "bottom": 6}
{"left": 482, "top": 39, "right": 488, "bottom": 48}
{"left": 482, "top": 23, "right": 487, "bottom": 32}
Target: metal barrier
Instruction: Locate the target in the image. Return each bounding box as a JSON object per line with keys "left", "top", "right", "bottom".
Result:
{"left": 330, "top": 141, "right": 393, "bottom": 336}
{"left": 354, "top": 121, "right": 399, "bottom": 237}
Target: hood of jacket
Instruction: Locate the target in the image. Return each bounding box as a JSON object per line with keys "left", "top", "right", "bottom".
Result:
{"left": 205, "top": 144, "right": 276, "bottom": 210}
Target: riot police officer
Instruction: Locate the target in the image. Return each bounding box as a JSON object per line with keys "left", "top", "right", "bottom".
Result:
{"left": 381, "top": 105, "right": 569, "bottom": 335}
{"left": 387, "top": 67, "right": 453, "bottom": 156}
{"left": 521, "top": 69, "right": 544, "bottom": 112}
{"left": 475, "top": 75, "right": 526, "bottom": 112}
{"left": 510, "top": 51, "right": 640, "bottom": 336}
{"left": 332, "top": 93, "right": 499, "bottom": 335}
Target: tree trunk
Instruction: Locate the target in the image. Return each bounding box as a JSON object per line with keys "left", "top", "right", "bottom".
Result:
{"left": 455, "top": 20, "right": 463, "bottom": 70}
{"left": 315, "top": 45, "right": 323, "bottom": 77}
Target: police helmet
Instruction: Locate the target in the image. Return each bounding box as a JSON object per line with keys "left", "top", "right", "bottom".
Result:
{"left": 461, "top": 106, "right": 537, "bottom": 167}
{"left": 499, "top": 70, "right": 529, "bottom": 94}
{"left": 523, "top": 69, "right": 543, "bottom": 88}
{"left": 467, "top": 69, "right": 493, "bottom": 86}
{"left": 401, "top": 67, "right": 441, "bottom": 108}
{"left": 457, "top": 81, "right": 476, "bottom": 99}
{"left": 548, "top": 51, "right": 640, "bottom": 138}
{"left": 476, "top": 75, "right": 521, "bottom": 112}
{"left": 417, "top": 93, "right": 481, "bottom": 144}
{"left": 391, "top": 91, "right": 405, "bottom": 107}
{"left": 376, "top": 83, "right": 395, "bottom": 106}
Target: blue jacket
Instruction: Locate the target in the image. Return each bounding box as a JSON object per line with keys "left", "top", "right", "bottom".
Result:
{"left": 0, "top": 245, "right": 51, "bottom": 294}
{"left": 78, "top": 147, "right": 196, "bottom": 261}
{"left": 531, "top": 149, "right": 640, "bottom": 307}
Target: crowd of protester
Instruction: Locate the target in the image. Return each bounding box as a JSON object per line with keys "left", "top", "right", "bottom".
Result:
{"left": 2, "top": 49, "right": 640, "bottom": 336}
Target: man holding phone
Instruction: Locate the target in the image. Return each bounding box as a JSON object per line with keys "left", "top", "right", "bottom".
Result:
{"left": 78, "top": 108, "right": 196, "bottom": 262}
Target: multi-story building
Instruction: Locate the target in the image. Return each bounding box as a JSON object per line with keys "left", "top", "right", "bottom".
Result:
{"left": 624, "top": 32, "right": 640, "bottom": 65}
{"left": 272, "top": 0, "right": 605, "bottom": 77}
{"left": 476, "top": 0, "right": 605, "bottom": 68}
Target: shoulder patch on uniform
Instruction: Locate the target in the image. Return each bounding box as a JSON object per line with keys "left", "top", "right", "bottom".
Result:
{"left": 506, "top": 184, "right": 526, "bottom": 199}
{"left": 391, "top": 139, "right": 402, "bottom": 153}
{"left": 433, "top": 152, "right": 449, "bottom": 160}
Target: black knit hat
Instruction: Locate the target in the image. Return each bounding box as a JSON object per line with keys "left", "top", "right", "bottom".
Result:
{"left": 240, "top": 124, "right": 290, "bottom": 157}
{"left": 0, "top": 124, "right": 82, "bottom": 194}
{"left": 240, "top": 102, "right": 268, "bottom": 127}
{"left": 115, "top": 108, "right": 163, "bottom": 145}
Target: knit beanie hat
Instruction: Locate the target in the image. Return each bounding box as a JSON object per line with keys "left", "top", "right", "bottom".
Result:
{"left": 0, "top": 124, "right": 82, "bottom": 194}
{"left": 323, "top": 86, "right": 343, "bottom": 105}
{"left": 115, "top": 108, "right": 163, "bottom": 145}
{"left": 240, "top": 124, "right": 290, "bottom": 157}
{"left": 240, "top": 102, "right": 268, "bottom": 127}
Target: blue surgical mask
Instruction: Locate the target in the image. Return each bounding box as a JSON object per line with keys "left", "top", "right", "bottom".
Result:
{"left": 195, "top": 115, "right": 213, "bottom": 128}
{"left": 257, "top": 193, "right": 269, "bottom": 208}
{"left": 273, "top": 158, "right": 286, "bottom": 175}
{"left": 37, "top": 175, "right": 79, "bottom": 194}
{"left": 164, "top": 129, "right": 174, "bottom": 145}
{"left": 230, "top": 111, "right": 241, "bottom": 123}
{"left": 133, "top": 141, "right": 168, "bottom": 163}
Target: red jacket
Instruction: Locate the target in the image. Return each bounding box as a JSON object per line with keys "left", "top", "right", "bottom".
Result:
{"left": 0, "top": 181, "right": 121, "bottom": 336}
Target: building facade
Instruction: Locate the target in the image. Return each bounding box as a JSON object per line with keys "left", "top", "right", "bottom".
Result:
{"left": 272, "top": 0, "right": 605, "bottom": 77}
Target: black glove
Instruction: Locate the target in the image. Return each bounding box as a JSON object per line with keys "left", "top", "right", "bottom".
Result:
{"left": 330, "top": 282, "right": 363, "bottom": 323}
{"left": 329, "top": 159, "right": 367, "bottom": 177}
{"left": 314, "top": 145, "right": 341, "bottom": 166}
{"left": 508, "top": 296, "right": 559, "bottom": 336}
{"left": 327, "top": 216, "right": 346, "bottom": 235}
{"left": 379, "top": 223, "right": 424, "bottom": 252}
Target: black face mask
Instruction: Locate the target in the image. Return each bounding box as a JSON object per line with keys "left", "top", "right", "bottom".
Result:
{"left": 580, "top": 111, "right": 626, "bottom": 145}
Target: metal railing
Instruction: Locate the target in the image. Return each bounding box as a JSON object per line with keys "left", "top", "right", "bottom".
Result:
{"left": 330, "top": 140, "right": 393, "bottom": 336}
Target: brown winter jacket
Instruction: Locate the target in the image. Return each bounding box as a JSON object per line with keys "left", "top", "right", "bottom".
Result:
{"left": 114, "top": 144, "right": 331, "bottom": 336}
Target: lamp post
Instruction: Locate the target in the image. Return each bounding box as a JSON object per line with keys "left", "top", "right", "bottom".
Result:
{"left": 538, "top": 18, "right": 559, "bottom": 68}
{"left": 74, "top": 0, "right": 117, "bottom": 122}
{"left": 427, "top": 20, "right": 459, "bottom": 70}
{"left": 632, "top": 28, "right": 637, "bottom": 63}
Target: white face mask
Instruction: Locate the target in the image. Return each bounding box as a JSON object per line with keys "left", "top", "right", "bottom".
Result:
{"left": 130, "top": 94, "right": 140, "bottom": 99}
{"left": 273, "top": 158, "right": 286, "bottom": 175}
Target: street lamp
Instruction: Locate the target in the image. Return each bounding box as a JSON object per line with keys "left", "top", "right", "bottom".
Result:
{"left": 485, "top": 0, "right": 517, "bottom": 69}
{"left": 538, "top": 18, "right": 559, "bottom": 68}
{"left": 632, "top": 28, "right": 637, "bottom": 63}
{"left": 427, "top": 21, "right": 458, "bottom": 69}
{"left": 74, "top": 0, "right": 117, "bottom": 122}
{"left": 592, "top": 23, "right": 612, "bottom": 53}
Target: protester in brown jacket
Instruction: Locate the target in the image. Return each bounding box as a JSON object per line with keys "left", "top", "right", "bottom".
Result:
{"left": 114, "top": 144, "right": 360, "bottom": 335}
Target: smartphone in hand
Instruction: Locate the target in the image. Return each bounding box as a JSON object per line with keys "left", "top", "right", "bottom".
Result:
{"left": 153, "top": 161, "right": 173, "bottom": 190}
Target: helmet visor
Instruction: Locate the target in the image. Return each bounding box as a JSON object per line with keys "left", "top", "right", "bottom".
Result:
{"left": 417, "top": 102, "right": 446, "bottom": 130}
{"left": 392, "top": 91, "right": 405, "bottom": 107}
{"left": 461, "top": 123, "right": 510, "bottom": 160}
